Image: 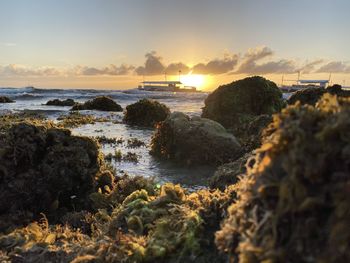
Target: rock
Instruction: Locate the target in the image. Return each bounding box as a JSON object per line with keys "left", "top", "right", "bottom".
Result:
{"left": 0, "top": 96, "right": 14, "bottom": 103}
{"left": 151, "top": 112, "right": 242, "bottom": 165}
{"left": 202, "top": 76, "right": 284, "bottom": 129}
{"left": 71, "top": 96, "right": 122, "bottom": 111}
{"left": 46, "top": 98, "right": 76, "bottom": 106}
{"left": 209, "top": 153, "right": 253, "bottom": 190}
{"left": 216, "top": 94, "right": 350, "bottom": 263}
{"left": 287, "top": 84, "right": 350, "bottom": 106}
{"left": 0, "top": 122, "right": 106, "bottom": 232}
{"left": 124, "top": 99, "right": 170, "bottom": 127}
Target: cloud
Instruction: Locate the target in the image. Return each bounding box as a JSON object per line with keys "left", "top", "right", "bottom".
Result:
{"left": 316, "top": 61, "right": 350, "bottom": 73}
{"left": 0, "top": 64, "right": 61, "bottom": 76}
{"left": 298, "top": 59, "right": 324, "bottom": 74}
{"left": 135, "top": 51, "right": 165, "bottom": 75}
{"left": 165, "top": 62, "right": 190, "bottom": 75}
{"left": 192, "top": 53, "right": 239, "bottom": 74}
{"left": 235, "top": 46, "right": 296, "bottom": 74}
{"left": 79, "top": 64, "right": 134, "bottom": 76}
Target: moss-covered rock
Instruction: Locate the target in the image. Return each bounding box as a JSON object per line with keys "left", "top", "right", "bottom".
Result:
{"left": 124, "top": 99, "right": 170, "bottom": 127}
{"left": 202, "top": 76, "right": 284, "bottom": 130}
{"left": 71, "top": 96, "right": 122, "bottom": 112}
{"left": 46, "top": 98, "right": 76, "bottom": 106}
{"left": 151, "top": 112, "right": 242, "bottom": 165}
{"left": 0, "top": 96, "right": 14, "bottom": 103}
{"left": 216, "top": 94, "right": 350, "bottom": 263}
{"left": 0, "top": 122, "right": 106, "bottom": 232}
{"left": 287, "top": 84, "right": 350, "bottom": 106}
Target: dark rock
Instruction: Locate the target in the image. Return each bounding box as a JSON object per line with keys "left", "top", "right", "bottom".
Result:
{"left": 46, "top": 98, "right": 76, "bottom": 106}
{"left": 124, "top": 99, "right": 170, "bottom": 127}
{"left": 287, "top": 84, "right": 350, "bottom": 106}
{"left": 209, "top": 153, "right": 252, "bottom": 190}
{"left": 71, "top": 96, "right": 122, "bottom": 112}
{"left": 0, "top": 96, "right": 14, "bottom": 103}
{"left": 216, "top": 94, "right": 350, "bottom": 263}
{"left": 202, "top": 76, "right": 284, "bottom": 129}
{"left": 151, "top": 112, "right": 242, "bottom": 165}
{"left": 0, "top": 122, "right": 105, "bottom": 232}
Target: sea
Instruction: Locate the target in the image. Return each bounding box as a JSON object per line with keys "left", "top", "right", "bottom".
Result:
{"left": 0, "top": 86, "right": 214, "bottom": 190}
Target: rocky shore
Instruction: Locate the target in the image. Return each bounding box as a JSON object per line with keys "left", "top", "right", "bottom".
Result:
{"left": 0, "top": 77, "right": 349, "bottom": 262}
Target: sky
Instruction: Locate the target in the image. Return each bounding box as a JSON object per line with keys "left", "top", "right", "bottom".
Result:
{"left": 0, "top": 0, "right": 349, "bottom": 90}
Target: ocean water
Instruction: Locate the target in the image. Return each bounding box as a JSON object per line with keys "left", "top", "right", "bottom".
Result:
{"left": 0, "top": 86, "right": 214, "bottom": 190}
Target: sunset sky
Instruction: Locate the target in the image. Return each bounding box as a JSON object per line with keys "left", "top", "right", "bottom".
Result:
{"left": 1, "top": 0, "right": 349, "bottom": 90}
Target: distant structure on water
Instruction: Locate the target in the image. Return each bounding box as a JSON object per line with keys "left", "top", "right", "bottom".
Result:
{"left": 280, "top": 72, "right": 331, "bottom": 92}
{"left": 138, "top": 81, "right": 198, "bottom": 92}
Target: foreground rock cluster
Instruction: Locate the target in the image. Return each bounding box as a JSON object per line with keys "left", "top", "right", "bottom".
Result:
{"left": 1, "top": 78, "right": 350, "bottom": 263}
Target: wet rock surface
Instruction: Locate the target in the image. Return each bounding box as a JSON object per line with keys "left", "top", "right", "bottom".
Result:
{"left": 216, "top": 94, "right": 350, "bottom": 263}
{"left": 151, "top": 112, "right": 242, "bottom": 165}
{"left": 71, "top": 96, "right": 123, "bottom": 111}
{"left": 124, "top": 99, "right": 170, "bottom": 127}
{"left": 46, "top": 98, "right": 76, "bottom": 106}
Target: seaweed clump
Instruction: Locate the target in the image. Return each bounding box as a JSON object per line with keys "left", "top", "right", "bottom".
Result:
{"left": 151, "top": 112, "right": 242, "bottom": 165}
{"left": 1, "top": 179, "right": 237, "bottom": 263}
{"left": 202, "top": 76, "right": 284, "bottom": 130}
{"left": 71, "top": 96, "right": 123, "bottom": 112}
{"left": 0, "top": 96, "right": 14, "bottom": 103}
{"left": 57, "top": 112, "right": 109, "bottom": 128}
{"left": 124, "top": 99, "right": 170, "bottom": 127}
{"left": 216, "top": 94, "right": 350, "bottom": 263}
{"left": 0, "top": 122, "right": 107, "bottom": 232}
{"left": 46, "top": 98, "right": 76, "bottom": 106}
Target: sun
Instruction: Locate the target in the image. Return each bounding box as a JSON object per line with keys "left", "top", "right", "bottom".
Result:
{"left": 180, "top": 74, "right": 205, "bottom": 89}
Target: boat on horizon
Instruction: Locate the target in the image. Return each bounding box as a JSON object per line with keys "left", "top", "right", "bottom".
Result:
{"left": 138, "top": 81, "right": 199, "bottom": 93}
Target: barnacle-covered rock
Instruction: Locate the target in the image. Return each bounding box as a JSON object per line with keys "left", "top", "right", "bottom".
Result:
{"left": 124, "top": 99, "right": 170, "bottom": 127}
{"left": 46, "top": 98, "right": 76, "bottom": 106}
{"left": 151, "top": 112, "right": 242, "bottom": 165}
{"left": 0, "top": 122, "right": 105, "bottom": 232}
{"left": 202, "top": 76, "right": 284, "bottom": 130}
{"left": 71, "top": 96, "right": 122, "bottom": 112}
{"left": 216, "top": 94, "right": 350, "bottom": 263}
{"left": 0, "top": 96, "right": 14, "bottom": 103}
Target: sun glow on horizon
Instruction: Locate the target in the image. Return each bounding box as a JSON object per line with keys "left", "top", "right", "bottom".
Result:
{"left": 180, "top": 73, "right": 205, "bottom": 89}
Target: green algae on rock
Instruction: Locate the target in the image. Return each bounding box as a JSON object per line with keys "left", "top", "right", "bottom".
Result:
{"left": 0, "top": 96, "right": 14, "bottom": 103}
{"left": 287, "top": 84, "right": 350, "bottom": 106}
{"left": 0, "top": 122, "right": 108, "bottom": 232}
{"left": 71, "top": 96, "right": 123, "bottom": 112}
{"left": 124, "top": 99, "right": 170, "bottom": 127}
{"left": 216, "top": 94, "right": 350, "bottom": 263}
{"left": 202, "top": 76, "right": 284, "bottom": 129}
{"left": 151, "top": 112, "right": 242, "bottom": 165}
{"left": 57, "top": 112, "right": 109, "bottom": 128}
{"left": 1, "top": 180, "right": 237, "bottom": 263}
{"left": 46, "top": 98, "right": 76, "bottom": 106}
